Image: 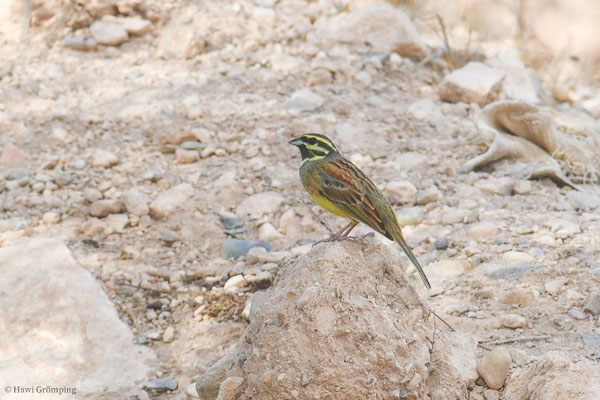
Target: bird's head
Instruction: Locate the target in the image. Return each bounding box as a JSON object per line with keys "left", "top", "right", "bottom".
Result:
{"left": 289, "top": 133, "right": 339, "bottom": 162}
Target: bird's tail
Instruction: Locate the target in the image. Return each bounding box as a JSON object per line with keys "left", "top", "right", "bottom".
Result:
{"left": 390, "top": 227, "right": 431, "bottom": 290}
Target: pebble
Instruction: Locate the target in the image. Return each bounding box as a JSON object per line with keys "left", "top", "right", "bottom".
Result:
{"left": 220, "top": 238, "right": 272, "bottom": 259}
{"left": 0, "top": 144, "right": 28, "bottom": 167}
{"left": 501, "top": 251, "right": 533, "bottom": 264}
{"left": 224, "top": 275, "right": 248, "bottom": 294}
{"left": 124, "top": 188, "right": 150, "bottom": 216}
{"left": 61, "top": 36, "right": 97, "bottom": 51}
{"left": 385, "top": 180, "right": 417, "bottom": 204}
{"left": 186, "top": 383, "right": 200, "bottom": 398}
{"left": 468, "top": 221, "right": 499, "bottom": 242}
{"left": 7, "top": 167, "right": 30, "bottom": 180}
{"left": 176, "top": 148, "right": 199, "bottom": 164}
{"left": 441, "top": 208, "right": 472, "bottom": 225}
{"left": 485, "top": 264, "right": 536, "bottom": 282}
{"left": 284, "top": 89, "right": 324, "bottom": 113}
{"left": 566, "top": 190, "right": 599, "bottom": 210}
{"left": 500, "top": 314, "right": 526, "bottom": 328}
{"left": 142, "top": 378, "right": 178, "bottom": 392}
{"left": 42, "top": 211, "right": 60, "bottom": 224}
{"left": 89, "top": 199, "right": 125, "bottom": 217}
{"left": 246, "top": 246, "right": 280, "bottom": 264}
{"left": 477, "top": 347, "right": 511, "bottom": 390}
{"left": 543, "top": 218, "right": 581, "bottom": 238}
{"left": 567, "top": 308, "right": 588, "bottom": 320}
{"left": 395, "top": 206, "right": 423, "bottom": 226}
{"left": 82, "top": 218, "right": 107, "bottom": 236}
{"left": 258, "top": 222, "right": 284, "bottom": 242}
{"left": 585, "top": 294, "right": 600, "bottom": 316}
{"left": 544, "top": 277, "right": 567, "bottom": 296}
{"left": 120, "top": 17, "right": 152, "bottom": 36}
{"left": 137, "top": 334, "right": 148, "bottom": 345}
{"left": 217, "top": 376, "right": 244, "bottom": 400}
{"left": 434, "top": 238, "right": 448, "bottom": 250}
{"left": 160, "top": 230, "right": 179, "bottom": 244}
{"left": 500, "top": 288, "right": 532, "bottom": 306}
{"left": 244, "top": 271, "right": 273, "bottom": 287}
{"left": 407, "top": 98, "right": 437, "bottom": 121}
{"left": 309, "top": 68, "right": 332, "bottom": 86}
{"left": 219, "top": 212, "right": 245, "bottom": 230}
{"left": 416, "top": 187, "right": 442, "bottom": 205}
{"left": 475, "top": 177, "right": 514, "bottom": 196}
{"left": 425, "top": 259, "right": 468, "bottom": 280}
{"left": 106, "top": 214, "right": 128, "bottom": 233}
{"left": 149, "top": 183, "right": 194, "bottom": 220}
{"left": 162, "top": 326, "right": 175, "bottom": 343}
{"left": 90, "top": 21, "right": 129, "bottom": 46}
{"left": 92, "top": 149, "right": 119, "bottom": 168}
{"left": 439, "top": 62, "right": 505, "bottom": 106}
{"left": 236, "top": 191, "right": 284, "bottom": 216}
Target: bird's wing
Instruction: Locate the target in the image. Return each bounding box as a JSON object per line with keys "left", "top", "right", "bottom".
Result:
{"left": 318, "top": 160, "right": 392, "bottom": 239}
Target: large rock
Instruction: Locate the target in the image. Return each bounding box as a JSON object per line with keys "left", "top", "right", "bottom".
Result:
{"left": 315, "top": 1, "right": 427, "bottom": 60}
{"left": 439, "top": 62, "right": 505, "bottom": 106}
{"left": 505, "top": 351, "right": 600, "bottom": 399}
{"left": 196, "top": 239, "right": 477, "bottom": 399}
{"left": 0, "top": 238, "right": 155, "bottom": 397}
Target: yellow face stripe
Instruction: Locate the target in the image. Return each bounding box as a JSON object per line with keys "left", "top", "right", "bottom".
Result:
{"left": 302, "top": 134, "right": 338, "bottom": 153}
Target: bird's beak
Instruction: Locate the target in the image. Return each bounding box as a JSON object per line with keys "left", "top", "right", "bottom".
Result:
{"left": 288, "top": 137, "right": 303, "bottom": 147}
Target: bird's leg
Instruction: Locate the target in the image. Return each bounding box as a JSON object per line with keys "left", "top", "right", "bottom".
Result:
{"left": 313, "top": 222, "right": 355, "bottom": 246}
{"left": 338, "top": 222, "right": 358, "bottom": 239}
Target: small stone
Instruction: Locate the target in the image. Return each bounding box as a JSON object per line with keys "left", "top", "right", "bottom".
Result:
{"left": 62, "top": 36, "right": 97, "bottom": 51}
{"left": 176, "top": 148, "right": 199, "bottom": 164}
{"left": 236, "top": 191, "right": 284, "bottom": 216}
{"left": 385, "top": 180, "right": 417, "bottom": 204}
{"left": 124, "top": 188, "right": 150, "bottom": 216}
{"left": 89, "top": 199, "right": 125, "bottom": 217}
{"left": 499, "top": 288, "right": 532, "bottom": 306}
{"left": 258, "top": 222, "right": 284, "bottom": 242}
{"left": 0, "top": 144, "right": 28, "bottom": 167}
{"left": 475, "top": 177, "right": 514, "bottom": 196}
{"left": 567, "top": 308, "right": 588, "bottom": 320}
{"left": 442, "top": 208, "right": 472, "bottom": 225}
{"left": 137, "top": 334, "right": 148, "bottom": 345}
{"left": 92, "top": 149, "right": 119, "bottom": 168}
{"left": 186, "top": 382, "right": 200, "bottom": 398}
{"left": 395, "top": 207, "right": 423, "bottom": 226}
{"left": 106, "top": 214, "right": 128, "bottom": 233}
{"left": 7, "top": 167, "right": 30, "bottom": 180}
{"left": 500, "top": 314, "right": 526, "bottom": 328}
{"left": 246, "top": 246, "right": 279, "bottom": 264}
{"left": 566, "top": 190, "right": 599, "bottom": 211}
{"left": 160, "top": 230, "right": 179, "bottom": 244}
{"left": 501, "top": 251, "right": 533, "bottom": 264}
{"left": 416, "top": 187, "right": 442, "bottom": 205}
{"left": 543, "top": 218, "right": 581, "bottom": 238}
{"left": 469, "top": 221, "right": 499, "bottom": 242}
{"left": 512, "top": 180, "right": 531, "bottom": 195}
{"left": 245, "top": 271, "right": 273, "bottom": 287}
{"left": 90, "top": 21, "right": 129, "bottom": 46}
{"left": 477, "top": 347, "right": 511, "bottom": 390}
{"left": 149, "top": 183, "right": 194, "bottom": 220}
{"left": 435, "top": 238, "right": 448, "bottom": 250}
{"left": 485, "top": 264, "right": 536, "bottom": 282}
{"left": 219, "top": 212, "right": 245, "bottom": 230}
{"left": 120, "top": 17, "right": 152, "bottom": 36}
{"left": 439, "top": 62, "right": 505, "bottom": 107}
{"left": 284, "top": 89, "right": 324, "bottom": 113}
{"left": 82, "top": 218, "right": 107, "bottom": 236}
{"left": 425, "top": 259, "right": 468, "bottom": 281}
{"left": 545, "top": 277, "right": 567, "bottom": 296}
{"left": 217, "top": 376, "right": 244, "bottom": 400}
{"left": 585, "top": 294, "right": 600, "bottom": 316}
{"left": 220, "top": 238, "right": 272, "bottom": 259}
{"left": 309, "top": 68, "right": 332, "bottom": 86}
{"left": 180, "top": 141, "right": 204, "bottom": 150}
{"left": 224, "top": 275, "right": 248, "bottom": 294}
{"left": 142, "top": 378, "right": 178, "bottom": 392}
{"left": 162, "top": 326, "right": 175, "bottom": 343}
{"left": 42, "top": 211, "right": 60, "bottom": 224}
{"left": 354, "top": 70, "right": 372, "bottom": 85}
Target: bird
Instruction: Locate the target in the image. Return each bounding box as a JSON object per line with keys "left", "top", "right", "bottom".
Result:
{"left": 289, "top": 133, "right": 431, "bottom": 290}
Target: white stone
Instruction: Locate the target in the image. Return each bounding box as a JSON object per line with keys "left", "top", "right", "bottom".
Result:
{"left": 124, "top": 188, "right": 150, "bottom": 216}
{"left": 486, "top": 52, "right": 539, "bottom": 103}
{"left": 316, "top": 2, "right": 426, "bottom": 59}
{"left": 236, "top": 191, "right": 284, "bottom": 217}
{"left": 176, "top": 148, "right": 199, "bottom": 164}
{"left": 224, "top": 275, "right": 248, "bottom": 294}
{"left": 0, "top": 238, "right": 154, "bottom": 395}
{"left": 425, "top": 260, "right": 468, "bottom": 281}
{"left": 439, "top": 62, "right": 505, "bottom": 106}
{"left": 545, "top": 277, "right": 567, "bottom": 296}
{"left": 105, "top": 213, "right": 128, "bottom": 233}
{"left": 149, "top": 183, "right": 194, "bottom": 220}
{"left": 90, "top": 21, "right": 129, "bottom": 46}
{"left": 468, "top": 221, "right": 499, "bottom": 242}
{"left": 92, "top": 149, "right": 119, "bottom": 168}
{"left": 408, "top": 98, "right": 438, "bottom": 120}
{"left": 543, "top": 218, "right": 581, "bottom": 237}
{"left": 385, "top": 180, "right": 417, "bottom": 204}
{"left": 284, "top": 89, "right": 324, "bottom": 113}
{"left": 501, "top": 251, "right": 533, "bottom": 264}
{"left": 162, "top": 326, "right": 175, "bottom": 343}
{"left": 566, "top": 190, "right": 599, "bottom": 211}
{"left": 259, "top": 222, "right": 284, "bottom": 242}
{"left": 500, "top": 314, "right": 526, "bottom": 329}
{"left": 120, "top": 17, "right": 152, "bottom": 36}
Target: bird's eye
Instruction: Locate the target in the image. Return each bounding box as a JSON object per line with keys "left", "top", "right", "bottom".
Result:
{"left": 306, "top": 137, "right": 317, "bottom": 145}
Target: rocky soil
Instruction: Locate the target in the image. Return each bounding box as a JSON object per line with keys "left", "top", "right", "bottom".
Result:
{"left": 1, "top": 0, "right": 600, "bottom": 399}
